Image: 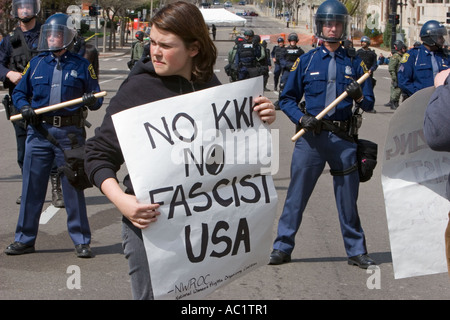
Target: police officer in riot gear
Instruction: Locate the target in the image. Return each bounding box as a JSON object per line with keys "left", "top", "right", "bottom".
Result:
{"left": 398, "top": 20, "right": 450, "bottom": 99}
{"left": 385, "top": 40, "right": 406, "bottom": 110}
{"left": 1, "top": 0, "right": 65, "bottom": 207}
{"left": 270, "top": 0, "right": 376, "bottom": 269}
{"left": 259, "top": 38, "right": 271, "bottom": 91}
{"left": 279, "top": 32, "right": 304, "bottom": 93}
{"left": 356, "top": 36, "right": 378, "bottom": 77}
{"left": 233, "top": 29, "right": 265, "bottom": 80}
{"left": 131, "top": 30, "right": 145, "bottom": 68}
{"left": 271, "top": 37, "right": 286, "bottom": 92}
{"left": 356, "top": 36, "right": 377, "bottom": 113}
{"left": 225, "top": 36, "right": 245, "bottom": 82}
{"left": 4, "top": 13, "right": 103, "bottom": 258}
{"left": 0, "top": 0, "right": 44, "bottom": 205}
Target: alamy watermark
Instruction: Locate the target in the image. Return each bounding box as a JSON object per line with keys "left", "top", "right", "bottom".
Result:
{"left": 166, "top": 123, "right": 280, "bottom": 176}
{"left": 366, "top": 265, "right": 381, "bottom": 289}
{"left": 66, "top": 265, "right": 81, "bottom": 290}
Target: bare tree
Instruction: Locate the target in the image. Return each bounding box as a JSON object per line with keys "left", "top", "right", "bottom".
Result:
{"left": 98, "top": 0, "right": 147, "bottom": 51}
{"left": 0, "top": 0, "right": 14, "bottom": 37}
{"left": 343, "top": 0, "right": 361, "bottom": 16}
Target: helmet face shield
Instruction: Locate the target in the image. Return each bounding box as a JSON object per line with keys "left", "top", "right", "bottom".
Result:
{"left": 37, "top": 21, "right": 77, "bottom": 52}
{"left": 314, "top": 13, "right": 351, "bottom": 42}
{"left": 428, "top": 27, "right": 449, "bottom": 48}
{"left": 420, "top": 20, "right": 449, "bottom": 48}
{"left": 11, "top": 0, "right": 40, "bottom": 21}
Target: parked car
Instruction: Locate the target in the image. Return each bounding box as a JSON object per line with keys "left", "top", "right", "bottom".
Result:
{"left": 201, "top": 2, "right": 211, "bottom": 8}
{"left": 239, "top": 1, "right": 246, "bottom": 5}
{"left": 224, "top": 1, "right": 232, "bottom": 7}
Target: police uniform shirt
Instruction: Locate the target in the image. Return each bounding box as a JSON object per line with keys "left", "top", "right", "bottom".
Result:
{"left": 12, "top": 51, "right": 102, "bottom": 116}
{"left": 279, "top": 45, "right": 375, "bottom": 123}
{"left": 398, "top": 44, "right": 450, "bottom": 97}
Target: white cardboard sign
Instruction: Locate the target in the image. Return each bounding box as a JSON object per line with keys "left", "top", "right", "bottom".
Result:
{"left": 112, "top": 77, "right": 278, "bottom": 299}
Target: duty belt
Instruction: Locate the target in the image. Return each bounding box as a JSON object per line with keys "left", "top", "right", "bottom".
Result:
{"left": 42, "top": 115, "right": 82, "bottom": 127}
{"left": 320, "top": 119, "right": 350, "bottom": 132}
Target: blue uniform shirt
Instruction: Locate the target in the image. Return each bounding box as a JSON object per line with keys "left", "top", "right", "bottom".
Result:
{"left": 279, "top": 45, "right": 375, "bottom": 123}
{"left": 398, "top": 44, "right": 450, "bottom": 97}
{"left": 13, "top": 51, "right": 102, "bottom": 116}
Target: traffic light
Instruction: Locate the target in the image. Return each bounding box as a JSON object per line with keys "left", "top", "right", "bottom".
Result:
{"left": 89, "top": 5, "right": 96, "bottom": 16}
{"left": 447, "top": 12, "right": 450, "bottom": 24}
{"left": 389, "top": 14, "right": 400, "bottom": 25}
{"left": 89, "top": 4, "right": 100, "bottom": 16}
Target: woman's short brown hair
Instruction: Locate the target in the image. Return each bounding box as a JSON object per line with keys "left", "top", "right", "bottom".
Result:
{"left": 151, "top": 1, "right": 217, "bottom": 83}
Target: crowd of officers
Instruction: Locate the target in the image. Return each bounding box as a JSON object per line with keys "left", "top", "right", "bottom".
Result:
{"left": 227, "top": 18, "right": 450, "bottom": 115}
{"left": 226, "top": 30, "right": 305, "bottom": 94}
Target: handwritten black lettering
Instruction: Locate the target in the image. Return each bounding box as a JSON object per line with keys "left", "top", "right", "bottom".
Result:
{"left": 185, "top": 218, "right": 250, "bottom": 263}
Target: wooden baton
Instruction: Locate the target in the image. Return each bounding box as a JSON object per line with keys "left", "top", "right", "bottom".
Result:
{"left": 290, "top": 72, "right": 371, "bottom": 142}
{"left": 9, "top": 91, "right": 107, "bottom": 122}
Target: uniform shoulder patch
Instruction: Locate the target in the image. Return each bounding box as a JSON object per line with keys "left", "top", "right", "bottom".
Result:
{"left": 22, "top": 62, "right": 30, "bottom": 75}
{"left": 88, "top": 64, "right": 97, "bottom": 79}
{"left": 400, "top": 53, "right": 409, "bottom": 63}
{"left": 290, "top": 57, "right": 300, "bottom": 71}
{"left": 360, "top": 60, "right": 368, "bottom": 73}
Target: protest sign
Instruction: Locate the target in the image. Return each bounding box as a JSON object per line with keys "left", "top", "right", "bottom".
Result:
{"left": 382, "top": 86, "right": 450, "bottom": 279}
{"left": 112, "top": 76, "right": 278, "bottom": 299}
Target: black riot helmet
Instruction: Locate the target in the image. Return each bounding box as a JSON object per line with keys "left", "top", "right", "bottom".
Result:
{"left": 287, "top": 32, "right": 298, "bottom": 43}
{"left": 393, "top": 40, "right": 406, "bottom": 52}
{"left": 244, "top": 29, "right": 254, "bottom": 37}
{"left": 11, "top": 0, "right": 40, "bottom": 23}
{"left": 360, "top": 36, "right": 371, "bottom": 45}
{"left": 135, "top": 31, "right": 144, "bottom": 42}
{"left": 314, "top": 0, "right": 351, "bottom": 43}
{"left": 37, "top": 13, "right": 77, "bottom": 52}
{"left": 420, "top": 20, "right": 448, "bottom": 48}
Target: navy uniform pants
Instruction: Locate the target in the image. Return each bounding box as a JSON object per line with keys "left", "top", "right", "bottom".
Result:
{"left": 273, "top": 130, "right": 367, "bottom": 258}
{"left": 273, "top": 63, "right": 282, "bottom": 89}
{"left": 279, "top": 69, "right": 291, "bottom": 91}
{"left": 14, "top": 123, "right": 91, "bottom": 246}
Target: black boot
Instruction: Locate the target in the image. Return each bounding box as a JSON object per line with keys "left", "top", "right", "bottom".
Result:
{"left": 51, "top": 173, "right": 65, "bottom": 208}
{"left": 390, "top": 101, "right": 399, "bottom": 110}
{"left": 384, "top": 100, "right": 393, "bottom": 107}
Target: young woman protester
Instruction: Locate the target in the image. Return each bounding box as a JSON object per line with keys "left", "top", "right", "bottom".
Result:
{"left": 84, "top": 1, "right": 276, "bottom": 299}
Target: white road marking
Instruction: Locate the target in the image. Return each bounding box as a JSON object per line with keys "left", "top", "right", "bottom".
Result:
{"left": 39, "top": 205, "right": 60, "bottom": 224}
{"left": 99, "top": 75, "right": 125, "bottom": 84}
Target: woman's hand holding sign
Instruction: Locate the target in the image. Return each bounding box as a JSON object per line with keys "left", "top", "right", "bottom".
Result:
{"left": 101, "top": 177, "right": 160, "bottom": 229}
{"left": 253, "top": 96, "right": 276, "bottom": 125}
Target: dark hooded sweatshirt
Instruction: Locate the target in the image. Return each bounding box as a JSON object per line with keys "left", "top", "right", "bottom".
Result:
{"left": 85, "top": 59, "right": 221, "bottom": 194}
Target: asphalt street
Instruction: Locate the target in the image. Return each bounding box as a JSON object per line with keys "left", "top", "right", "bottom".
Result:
{"left": 0, "top": 5, "right": 448, "bottom": 304}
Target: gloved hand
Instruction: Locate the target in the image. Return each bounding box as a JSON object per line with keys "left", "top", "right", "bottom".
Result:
{"left": 300, "top": 114, "right": 320, "bottom": 132}
{"left": 82, "top": 92, "right": 97, "bottom": 108}
{"left": 21, "top": 105, "right": 39, "bottom": 126}
{"left": 345, "top": 80, "right": 363, "bottom": 102}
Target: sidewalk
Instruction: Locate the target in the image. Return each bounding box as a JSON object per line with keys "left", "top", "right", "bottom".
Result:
{"left": 85, "top": 37, "right": 131, "bottom": 58}
{"left": 98, "top": 46, "right": 129, "bottom": 58}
